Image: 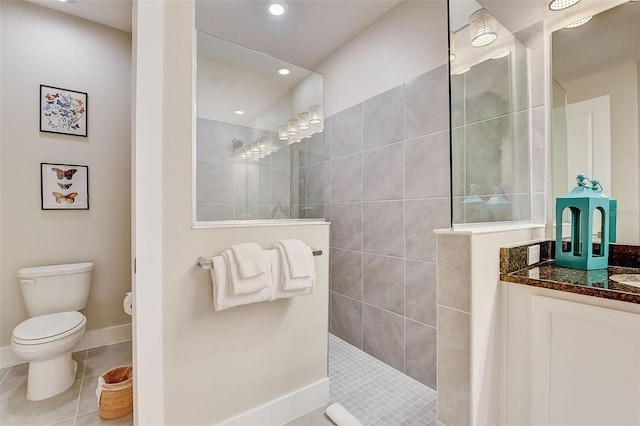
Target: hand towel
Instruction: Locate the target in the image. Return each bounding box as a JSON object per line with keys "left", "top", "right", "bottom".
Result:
{"left": 268, "top": 249, "right": 312, "bottom": 301}
{"left": 275, "top": 244, "right": 315, "bottom": 291}
{"left": 210, "top": 255, "right": 270, "bottom": 311}
{"left": 277, "top": 239, "right": 314, "bottom": 278}
{"left": 230, "top": 243, "right": 266, "bottom": 278}
{"left": 223, "top": 249, "right": 269, "bottom": 295}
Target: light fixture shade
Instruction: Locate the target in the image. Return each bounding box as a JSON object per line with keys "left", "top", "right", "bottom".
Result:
{"left": 449, "top": 32, "right": 456, "bottom": 62}
{"left": 549, "top": 0, "right": 581, "bottom": 11}
{"left": 287, "top": 119, "right": 299, "bottom": 135}
{"left": 297, "top": 112, "right": 310, "bottom": 130}
{"left": 309, "top": 105, "right": 323, "bottom": 124}
{"left": 470, "top": 8, "right": 497, "bottom": 47}
{"left": 564, "top": 15, "right": 593, "bottom": 28}
{"left": 278, "top": 126, "right": 289, "bottom": 140}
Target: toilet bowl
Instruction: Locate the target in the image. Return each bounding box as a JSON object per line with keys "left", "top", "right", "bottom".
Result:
{"left": 11, "top": 311, "right": 87, "bottom": 401}
{"left": 11, "top": 262, "right": 93, "bottom": 401}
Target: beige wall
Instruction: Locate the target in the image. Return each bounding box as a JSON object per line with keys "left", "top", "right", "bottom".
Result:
{"left": 315, "top": 0, "right": 447, "bottom": 117}
{"left": 134, "top": 1, "right": 330, "bottom": 423}
{"left": 563, "top": 61, "right": 640, "bottom": 243}
{"left": 0, "top": 2, "right": 131, "bottom": 348}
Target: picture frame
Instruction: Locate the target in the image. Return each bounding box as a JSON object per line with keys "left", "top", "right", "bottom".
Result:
{"left": 41, "top": 163, "right": 89, "bottom": 210}
{"left": 40, "top": 85, "right": 88, "bottom": 137}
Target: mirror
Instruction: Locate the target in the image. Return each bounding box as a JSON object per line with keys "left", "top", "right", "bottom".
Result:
{"left": 195, "top": 31, "right": 324, "bottom": 223}
{"left": 551, "top": 1, "right": 640, "bottom": 243}
{"left": 449, "top": 0, "right": 532, "bottom": 227}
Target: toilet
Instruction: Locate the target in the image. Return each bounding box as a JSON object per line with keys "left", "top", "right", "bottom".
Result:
{"left": 11, "top": 262, "right": 93, "bottom": 401}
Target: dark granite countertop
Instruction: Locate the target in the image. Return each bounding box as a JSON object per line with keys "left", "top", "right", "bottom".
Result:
{"left": 500, "top": 241, "right": 640, "bottom": 304}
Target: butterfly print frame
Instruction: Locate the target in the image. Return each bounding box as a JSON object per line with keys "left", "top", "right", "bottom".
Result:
{"left": 41, "top": 163, "right": 89, "bottom": 210}
{"left": 40, "top": 85, "right": 88, "bottom": 137}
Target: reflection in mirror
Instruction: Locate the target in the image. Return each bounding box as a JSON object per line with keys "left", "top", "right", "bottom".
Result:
{"left": 195, "top": 31, "right": 324, "bottom": 222}
{"left": 449, "top": 0, "right": 531, "bottom": 227}
{"left": 551, "top": 1, "right": 640, "bottom": 243}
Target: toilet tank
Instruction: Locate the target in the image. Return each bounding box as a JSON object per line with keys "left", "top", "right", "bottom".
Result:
{"left": 17, "top": 262, "right": 94, "bottom": 316}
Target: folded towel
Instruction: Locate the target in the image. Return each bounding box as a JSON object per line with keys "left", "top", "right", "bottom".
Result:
{"left": 325, "top": 403, "right": 363, "bottom": 426}
{"left": 223, "top": 249, "right": 269, "bottom": 295}
{"left": 277, "top": 239, "right": 314, "bottom": 278}
{"left": 275, "top": 244, "right": 315, "bottom": 291}
{"left": 230, "top": 243, "right": 266, "bottom": 278}
{"left": 210, "top": 256, "right": 270, "bottom": 311}
{"left": 268, "top": 249, "right": 312, "bottom": 301}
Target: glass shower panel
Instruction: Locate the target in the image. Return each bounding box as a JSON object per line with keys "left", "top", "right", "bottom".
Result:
{"left": 449, "top": 3, "right": 531, "bottom": 227}
{"left": 195, "top": 31, "right": 324, "bottom": 222}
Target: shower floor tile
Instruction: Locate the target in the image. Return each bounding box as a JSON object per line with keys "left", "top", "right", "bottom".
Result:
{"left": 290, "top": 334, "right": 437, "bottom": 425}
{"left": 288, "top": 334, "right": 437, "bottom": 425}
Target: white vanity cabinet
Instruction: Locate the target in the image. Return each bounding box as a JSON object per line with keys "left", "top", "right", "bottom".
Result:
{"left": 503, "top": 283, "right": 640, "bottom": 425}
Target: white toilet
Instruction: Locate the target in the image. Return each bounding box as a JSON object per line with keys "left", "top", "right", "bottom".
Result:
{"left": 11, "top": 262, "right": 93, "bottom": 401}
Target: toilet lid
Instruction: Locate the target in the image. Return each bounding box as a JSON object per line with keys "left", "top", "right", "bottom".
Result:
{"left": 13, "top": 311, "right": 85, "bottom": 343}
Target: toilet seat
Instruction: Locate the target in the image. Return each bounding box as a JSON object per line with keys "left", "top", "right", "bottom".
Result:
{"left": 12, "top": 311, "right": 86, "bottom": 345}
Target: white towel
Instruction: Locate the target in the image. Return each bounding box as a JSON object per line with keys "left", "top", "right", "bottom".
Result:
{"left": 325, "top": 403, "right": 363, "bottom": 426}
{"left": 275, "top": 244, "right": 315, "bottom": 291}
{"left": 268, "top": 249, "right": 312, "bottom": 301}
{"left": 223, "top": 249, "right": 269, "bottom": 295}
{"left": 210, "top": 255, "right": 270, "bottom": 311}
{"left": 277, "top": 239, "right": 314, "bottom": 278}
{"left": 230, "top": 243, "right": 266, "bottom": 278}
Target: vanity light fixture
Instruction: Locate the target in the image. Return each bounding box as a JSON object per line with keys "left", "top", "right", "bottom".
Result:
{"left": 268, "top": 0, "right": 288, "bottom": 16}
{"left": 278, "top": 68, "right": 290, "bottom": 76}
{"left": 308, "top": 105, "right": 323, "bottom": 124}
{"left": 278, "top": 126, "right": 289, "bottom": 141}
{"left": 297, "top": 112, "right": 310, "bottom": 130}
{"left": 287, "top": 119, "right": 299, "bottom": 135}
{"left": 549, "top": 0, "right": 581, "bottom": 11}
{"left": 470, "top": 8, "right": 498, "bottom": 47}
{"left": 564, "top": 15, "right": 593, "bottom": 28}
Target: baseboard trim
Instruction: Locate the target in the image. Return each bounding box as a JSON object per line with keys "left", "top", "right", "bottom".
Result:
{"left": 221, "top": 378, "right": 330, "bottom": 426}
{"left": 1, "top": 323, "right": 132, "bottom": 369}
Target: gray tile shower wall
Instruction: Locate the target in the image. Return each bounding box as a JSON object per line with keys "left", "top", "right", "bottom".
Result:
{"left": 307, "top": 63, "right": 450, "bottom": 389}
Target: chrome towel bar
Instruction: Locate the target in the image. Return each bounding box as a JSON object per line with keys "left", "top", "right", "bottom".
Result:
{"left": 196, "top": 248, "right": 323, "bottom": 270}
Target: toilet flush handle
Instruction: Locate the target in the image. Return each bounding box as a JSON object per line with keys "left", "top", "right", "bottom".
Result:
{"left": 20, "top": 279, "right": 37, "bottom": 285}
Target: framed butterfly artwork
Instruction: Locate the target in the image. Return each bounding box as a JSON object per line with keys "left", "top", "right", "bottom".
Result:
{"left": 40, "top": 163, "right": 89, "bottom": 210}
{"left": 40, "top": 85, "right": 88, "bottom": 137}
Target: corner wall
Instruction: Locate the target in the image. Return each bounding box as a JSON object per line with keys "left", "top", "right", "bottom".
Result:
{"left": 313, "top": 0, "right": 448, "bottom": 389}
{"left": 0, "top": 1, "right": 131, "bottom": 355}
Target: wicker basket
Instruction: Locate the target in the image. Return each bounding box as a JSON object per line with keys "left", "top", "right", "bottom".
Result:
{"left": 98, "top": 365, "right": 133, "bottom": 420}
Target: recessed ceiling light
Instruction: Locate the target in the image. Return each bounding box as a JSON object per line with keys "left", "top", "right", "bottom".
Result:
{"left": 234, "top": 110, "right": 244, "bottom": 115}
{"left": 278, "top": 68, "right": 290, "bottom": 76}
{"left": 549, "top": 0, "right": 581, "bottom": 11}
{"left": 564, "top": 15, "right": 593, "bottom": 28}
{"left": 268, "top": 1, "right": 288, "bottom": 16}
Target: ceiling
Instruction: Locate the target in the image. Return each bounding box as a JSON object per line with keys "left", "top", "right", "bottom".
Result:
{"left": 26, "top": 0, "right": 402, "bottom": 70}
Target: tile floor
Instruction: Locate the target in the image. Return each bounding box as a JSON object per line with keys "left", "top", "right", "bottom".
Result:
{"left": 287, "top": 334, "right": 438, "bottom": 426}
{"left": 1, "top": 336, "right": 436, "bottom": 426}
{"left": 0, "top": 341, "right": 132, "bottom": 426}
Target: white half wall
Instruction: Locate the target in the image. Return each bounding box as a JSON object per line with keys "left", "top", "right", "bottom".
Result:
{"left": 134, "top": 1, "right": 330, "bottom": 424}
{"left": 0, "top": 2, "right": 132, "bottom": 349}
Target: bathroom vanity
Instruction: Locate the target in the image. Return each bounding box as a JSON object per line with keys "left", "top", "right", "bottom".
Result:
{"left": 500, "top": 242, "right": 640, "bottom": 425}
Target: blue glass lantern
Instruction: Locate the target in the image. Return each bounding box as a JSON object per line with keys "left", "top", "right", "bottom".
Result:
{"left": 555, "top": 174, "right": 609, "bottom": 270}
